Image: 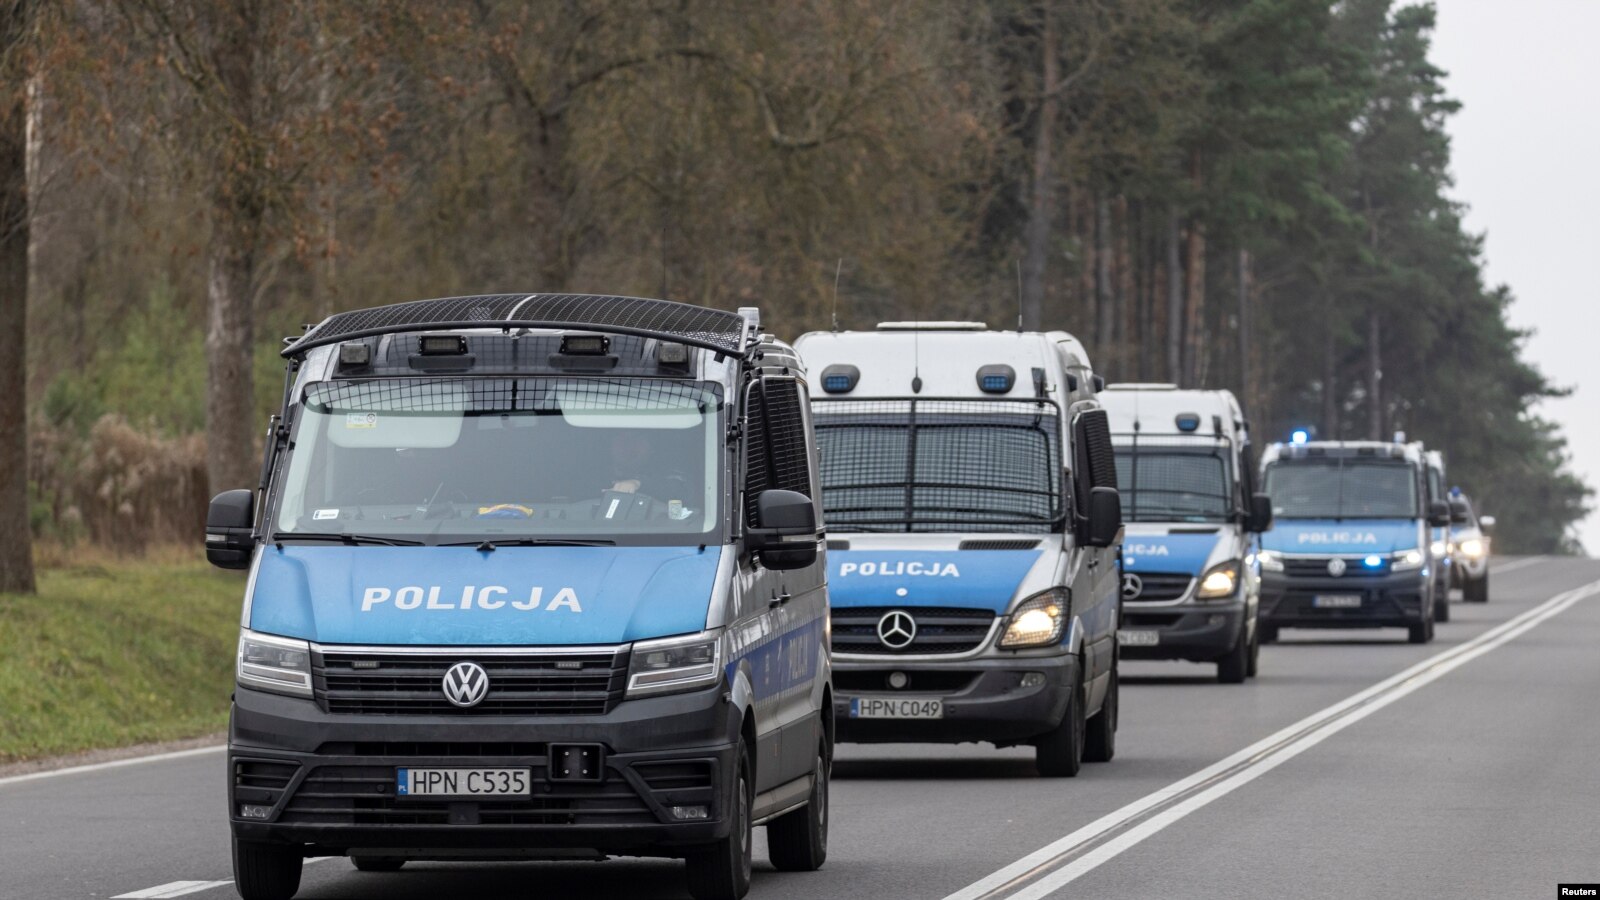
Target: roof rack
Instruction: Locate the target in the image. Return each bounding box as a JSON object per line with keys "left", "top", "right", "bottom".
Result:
{"left": 281, "top": 293, "right": 753, "bottom": 359}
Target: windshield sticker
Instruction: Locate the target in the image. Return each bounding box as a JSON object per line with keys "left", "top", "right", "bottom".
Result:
{"left": 345, "top": 412, "right": 378, "bottom": 429}
{"left": 312, "top": 508, "right": 340, "bottom": 521}
{"left": 361, "top": 585, "right": 583, "bottom": 613}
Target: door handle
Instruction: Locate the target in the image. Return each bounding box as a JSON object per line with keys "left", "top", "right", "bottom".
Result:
{"left": 769, "top": 591, "right": 792, "bottom": 609}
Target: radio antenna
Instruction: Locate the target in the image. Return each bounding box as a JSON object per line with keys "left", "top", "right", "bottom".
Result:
{"left": 1015, "top": 259, "right": 1025, "bottom": 331}
{"left": 912, "top": 313, "right": 923, "bottom": 393}
{"left": 832, "top": 258, "right": 843, "bottom": 332}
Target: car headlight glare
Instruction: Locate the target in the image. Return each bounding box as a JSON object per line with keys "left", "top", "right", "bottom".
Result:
{"left": 1430, "top": 540, "right": 1448, "bottom": 558}
{"left": 1000, "top": 590, "right": 1068, "bottom": 649}
{"left": 627, "top": 631, "right": 722, "bottom": 698}
{"left": 1459, "top": 538, "right": 1485, "bottom": 558}
{"left": 1197, "top": 561, "right": 1241, "bottom": 600}
{"left": 1258, "top": 550, "right": 1284, "bottom": 572}
{"left": 1391, "top": 549, "right": 1425, "bottom": 571}
{"left": 237, "top": 629, "right": 313, "bottom": 698}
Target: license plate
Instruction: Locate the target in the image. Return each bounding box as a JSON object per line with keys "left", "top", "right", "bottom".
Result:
{"left": 1117, "top": 630, "right": 1159, "bottom": 647}
{"left": 849, "top": 697, "right": 943, "bottom": 719}
{"left": 1313, "top": 594, "right": 1362, "bottom": 609}
{"left": 396, "top": 767, "right": 531, "bottom": 798}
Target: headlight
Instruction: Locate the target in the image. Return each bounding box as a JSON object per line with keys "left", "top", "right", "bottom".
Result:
{"left": 1000, "top": 589, "right": 1068, "bottom": 649}
{"left": 1391, "top": 549, "right": 1425, "bottom": 571}
{"left": 627, "top": 631, "right": 722, "bottom": 698}
{"left": 1197, "top": 561, "right": 1241, "bottom": 600}
{"left": 1459, "top": 538, "right": 1486, "bottom": 558}
{"left": 1430, "top": 540, "right": 1448, "bottom": 558}
{"left": 1258, "top": 550, "right": 1284, "bottom": 572}
{"left": 237, "top": 629, "right": 313, "bottom": 698}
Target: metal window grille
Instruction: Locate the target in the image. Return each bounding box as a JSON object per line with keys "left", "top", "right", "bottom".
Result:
{"left": 813, "top": 399, "right": 1063, "bottom": 533}
{"left": 304, "top": 377, "right": 717, "bottom": 415}
{"left": 744, "top": 378, "right": 812, "bottom": 526}
{"left": 1112, "top": 434, "right": 1233, "bottom": 522}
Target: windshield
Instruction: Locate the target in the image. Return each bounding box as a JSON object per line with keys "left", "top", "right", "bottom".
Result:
{"left": 813, "top": 399, "right": 1063, "bottom": 533}
{"left": 1114, "top": 447, "right": 1232, "bottom": 523}
{"left": 271, "top": 377, "right": 723, "bottom": 544}
{"left": 1264, "top": 459, "right": 1419, "bottom": 519}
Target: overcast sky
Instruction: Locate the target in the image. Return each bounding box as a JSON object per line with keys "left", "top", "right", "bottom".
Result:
{"left": 1429, "top": 0, "right": 1600, "bottom": 553}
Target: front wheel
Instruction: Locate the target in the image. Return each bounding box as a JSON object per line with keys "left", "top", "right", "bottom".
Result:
{"left": 686, "top": 742, "right": 753, "bottom": 900}
{"left": 1246, "top": 626, "right": 1261, "bottom": 678}
{"left": 1433, "top": 587, "right": 1451, "bottom": 622}
{"left": 1035, "top": 668, "right": 1086, "bottom": 777}
{"left": 1259, "top": 623, "right": 1279, "bottom": 645}
{"left": 767, "top": 742, "right": 829, "bottom": 871}
{"left": 1464, "top": 573, "right": 1489, "bottom": 603}
{"left": 1217, "top": 629, "right": 1249, "bottom": 684}
{"left": 1408, "top": 615, "right": 1434, "bottom": 645}
{"left": 232, "top": 837, "right": 302, "bottom": 900}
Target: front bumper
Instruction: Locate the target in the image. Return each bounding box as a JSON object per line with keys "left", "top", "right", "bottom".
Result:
{"left": 228, "top": 683, "right": 737, "bottom": 857}
{"left": 1119, "top": 600, "right": 1246, "bottom": 662}
{"left": 1259, "top": 570, "right": 1429, "bottom": 629}
{"left": 830, "top": 652, "right": 1075, "bottom": 746}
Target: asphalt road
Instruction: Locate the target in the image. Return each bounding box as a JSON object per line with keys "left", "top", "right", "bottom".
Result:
{"left": 4, "top": 556, "right": 1597, "bottom": 900}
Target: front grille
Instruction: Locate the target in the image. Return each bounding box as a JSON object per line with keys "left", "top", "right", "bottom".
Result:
{"left": 316, "top": 742, "right": 548, "bottom": 757}
{"left": 234, "top": 759, "right": 298, "bottom": 809}
{"left": 278, "top": 764, "right": 655, "bottom": 826}
{"left": 831, "top": 607, "right": 996, "bottom": 655}
{"left": 1124, "top": 572, "right": 1193, "bottom": 602}
{"left": 314, "top": 650, "right": 627, "bottom": 715}
{"left": 834, "top": 670, "right": 980, "bottom": 693}
{"left": 1283, "top": 557, "right": 1388, "bottom": 577}
{"left": 1123, "top": 612, "right": 1183, "bottom": 628}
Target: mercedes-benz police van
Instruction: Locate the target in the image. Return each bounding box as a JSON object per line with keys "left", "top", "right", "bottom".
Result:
{"left": 792, "top": 323, "right": 1124, "bottom": 777}
{"left": 1100, "top": 385, "right": 1273, "bottom": 683}
{"left": 205, "top": 294, "right": 832, "bottom": 900}
{"left": 1257, "top": 439, "right": 1450, "bottom": 644}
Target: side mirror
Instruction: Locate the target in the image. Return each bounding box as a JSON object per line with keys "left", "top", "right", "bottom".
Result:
{"left": 1085, "top": 486, "right": 1122, "bottom": 548}
{"left": 205, "top": 489, "right": 256, "bottom": 570}
{"left": 1427, "top": 500, "right": 1451, "bottom": 528}
{"left": 1246, "top": 493, "right": 1274, "bottom": 533}
{"left": 747, "top": 489, "right": 818, "bottom": 570}
{"left": 1449, "top": 498, "right": 1471, "bottom": 524}
{"left": 1478, "top": 515, "right": 1495, "bottom": 536}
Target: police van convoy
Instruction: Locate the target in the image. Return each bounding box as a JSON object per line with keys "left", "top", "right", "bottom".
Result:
{"left": 792, "top": 323, "right": 1124, "bottom": 777}
{"left": 1256, "top": 439, "right": 1450, "bottom": 644}
{"left": 1100, "top": 385, "right": 1273, "bottom": 683}
{"left": 205, "top": 294, "right": 832, "bottom": 900}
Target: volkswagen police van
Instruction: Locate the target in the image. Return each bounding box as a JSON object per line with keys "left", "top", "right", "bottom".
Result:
{"left": 793, "top": 323, "right": 1124, "bottom": 777}
{"left": 1256, "top": 439, "right": 1449, "bottom": 644}
{"left": 1100, "top": 385, "right": 1272, "bottom": 683}
{"left": 205, "top": 294, "right": 832, "bottom": 900}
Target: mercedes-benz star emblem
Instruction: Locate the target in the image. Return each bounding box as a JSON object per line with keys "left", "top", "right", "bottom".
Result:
{"left": 442, "top": 661, "right": 490, "bottom": 708}
{"left": 1327, "top": 557, "right": 1347, "bottom": 577}
{"left": 877, "top": 610, "right": 917, "bottom": 650}
{"left": 1121, "top": 573, "right": 1144, "bottom": 600}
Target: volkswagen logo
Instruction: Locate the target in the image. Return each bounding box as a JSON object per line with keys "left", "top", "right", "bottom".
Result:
{"left": 441, "top": 661, "right": 490, "bottom": 708}
{"left": 1121, "top": 573, "right": 1144, "bottom": 600}
{"left": 1327, "top": 557, "right": 1347, "bottom": 578}
{"left": 876, "top": 610, "right": 917, "bottom": 650}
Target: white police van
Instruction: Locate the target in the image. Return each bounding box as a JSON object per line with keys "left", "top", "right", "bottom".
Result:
{"left": 793, "top": 323, "right": 1123, "bottom": 777}
{"left": 1100, "top": 385, "right": 1272, "bottom": 683}
{"left": 1257, "top": 439, "right": 1449, "bottom": 644}
{"left": 205, "top": 294, "right": 831, "bottom": 900}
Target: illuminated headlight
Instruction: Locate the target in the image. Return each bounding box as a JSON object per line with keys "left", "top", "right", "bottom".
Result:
{"left": 1459, "top": 538, "right": 1486, "bottom": 559}
{"left": 1258, "top": 550, "right": 1284, "bottom": 573}
{"left": 237, "top": 629, "right": 313, "bottom": 698}
{"left": 1430, "top": 540, "right": 1448, "bottom": 558}
{"left": 1390, "top": 549, "right": 1425, "bottom": 571}
{"left": 1196, "top": 561, "right": 1241, "bottom": 600}
{"left": 1000, "top": 590, "right": 1068, "bottom": 649}
{"left": 627, "top": 631, "right": 721, "bottom": 698}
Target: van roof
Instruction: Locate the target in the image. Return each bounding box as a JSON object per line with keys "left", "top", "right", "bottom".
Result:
{"left": 1100, "top": 385, "right": 1245, "bottom": 438}
{"left": 794, "top": 328, "right": 1094, "bottom": 400}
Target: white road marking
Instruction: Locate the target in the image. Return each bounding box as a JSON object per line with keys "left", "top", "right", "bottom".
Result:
{"left": 945, "top": 575, "right": 1600, "bottom": 900}
{"left": 0, "top": 745, "right": 224, "bottom": 789}
{"left": 112, "top": 881, "right": 233, "bottom": 899}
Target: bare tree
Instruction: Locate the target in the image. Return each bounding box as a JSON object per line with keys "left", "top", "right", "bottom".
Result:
{"left": 0, "top": 0, "right": 36, "bottom": 594}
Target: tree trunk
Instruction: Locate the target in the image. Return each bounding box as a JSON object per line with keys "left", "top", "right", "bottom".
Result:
{"left": 1165, "top": 208, "right": 1182, "bottom": 384}
{"left": 0, "top": 16, "right": 32, "bottom": 592}
{"left": 1093, "top": 194, "right": 1112, "bottom": 353}
{"left": 1182, "top": 219, "right": 1206, "bottom": 387}
{"left": 1321, "top": 320, "right": 1338, "bottom": 439}
{"left": 1236, "top": 248, "right": 1251, "bottom": 411}
{"left": 1368, "top": 309, "right": 1383, "bottom": 440}
{"left": 205, "top": 215, "right": 259, "bottom": 496}
{"left": 1019, "top": 15, "right": 1058, "bottom": 331}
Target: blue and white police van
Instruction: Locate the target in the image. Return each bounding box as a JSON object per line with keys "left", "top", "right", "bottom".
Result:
{"left": 1422, "top": 447, "right": 1454, "bottom": 623}
{"left": 793, "top": 323, "right": 1124, "bottom": 777}
{"left": 1256, "top": 439, "right": 1450, "bottom": 644}
{"left": 1100, "top": 385, "right": 1273, "bottom": 683}
{"left": 205, "top": 294, "right": 831, "bottom": 900}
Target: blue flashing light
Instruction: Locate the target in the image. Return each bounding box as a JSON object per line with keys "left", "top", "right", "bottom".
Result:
{"left": 1291, "top": 429, "right": 1310, "bottom": 445}
{"left": 823, "top": 374, "right": 852, "bottom": 392}
{"left": 1363, "top": 555, "right": 1383, "bottom": 568}
{"left": 981, "top": 374, "right": 1010, "bottom": 391}
{"left": 1175, "top": 413, "right": 1201, "bottom": 433}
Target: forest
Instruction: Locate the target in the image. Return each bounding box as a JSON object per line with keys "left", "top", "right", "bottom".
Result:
{"left": 0, "top": 0, "right": 1589, "bottom": 593}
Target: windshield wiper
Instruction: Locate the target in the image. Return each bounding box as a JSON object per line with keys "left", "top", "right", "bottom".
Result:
{"left": 272, "top": 531, "right": 424, "bottom": 547}
{"left": 443, "top": 538, "right": 618, "bottom": 551}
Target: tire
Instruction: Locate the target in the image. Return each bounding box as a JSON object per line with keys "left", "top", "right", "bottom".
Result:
{"left": 1433, "top": 584, "right": 1450, "bottom": 622}
{"left": 1408, "top": 615, "right": 1434, "bottom": 645}
{"left": 1217, "top": 629, "right": 1248, "bottom": 684}
{"left": 1083, "top": 667, "right": 1117, "bottom": 763}
{"left": 767, "top": 742, "right": 829, "bottom": 871}
{"left": 1464, "top": 573, "right": 1489, "bottom": 603}
{"left": 1259, "top": 623, "right": 1279, "bottom": 645}
{"left": 686, "top": 741, "right": 753, "bottom": 900}
{"left": 1246, "top": 625, "right": 1260, "bottom": 678}
{"left": 351, "top": 857, "right": 404, "bottom": 872}
{"left": 232, "top": 837, "right": 302, "bottom": 900}
{"left": 1035, "top": 668, "right": 1086, "bottom": 778}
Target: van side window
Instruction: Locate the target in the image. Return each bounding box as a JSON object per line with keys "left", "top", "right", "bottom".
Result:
{"left": 744, "top": 377, "right": 813, "bottom": 527}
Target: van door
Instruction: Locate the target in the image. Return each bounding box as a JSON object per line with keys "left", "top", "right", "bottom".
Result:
{"left": 1070, "top": 408, "right": 1121, "bottom": 707}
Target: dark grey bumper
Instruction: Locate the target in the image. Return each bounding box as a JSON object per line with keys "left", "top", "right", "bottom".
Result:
{"left": 1119, "top": 601, "right": 1247, "bottom": 662}
{"left": 831, "top": 652, "right": 1075, "bottom": 746}
{"left": 1259, "top": 570, "right": 1429, "bottom": 629}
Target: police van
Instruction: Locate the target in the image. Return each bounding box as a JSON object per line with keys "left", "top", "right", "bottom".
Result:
{"left": 1100, "top": 385, "right": 1272, "bottom": 683}
{"left": 1257, "top": 439, "right": 1450, "bottom": 644}
{"left": 205, "top": 294, "right": 831, "bottom": 900}
{"left": 1423, "top": 448, "right": 1453, "bottom": 622}
{"left": 792, "top": 323, "right": 1123, "bottom": 777}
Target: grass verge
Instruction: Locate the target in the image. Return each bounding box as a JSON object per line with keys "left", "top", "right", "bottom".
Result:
{"left": 0, "top": 553, "right": 244, "bottom": 763}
